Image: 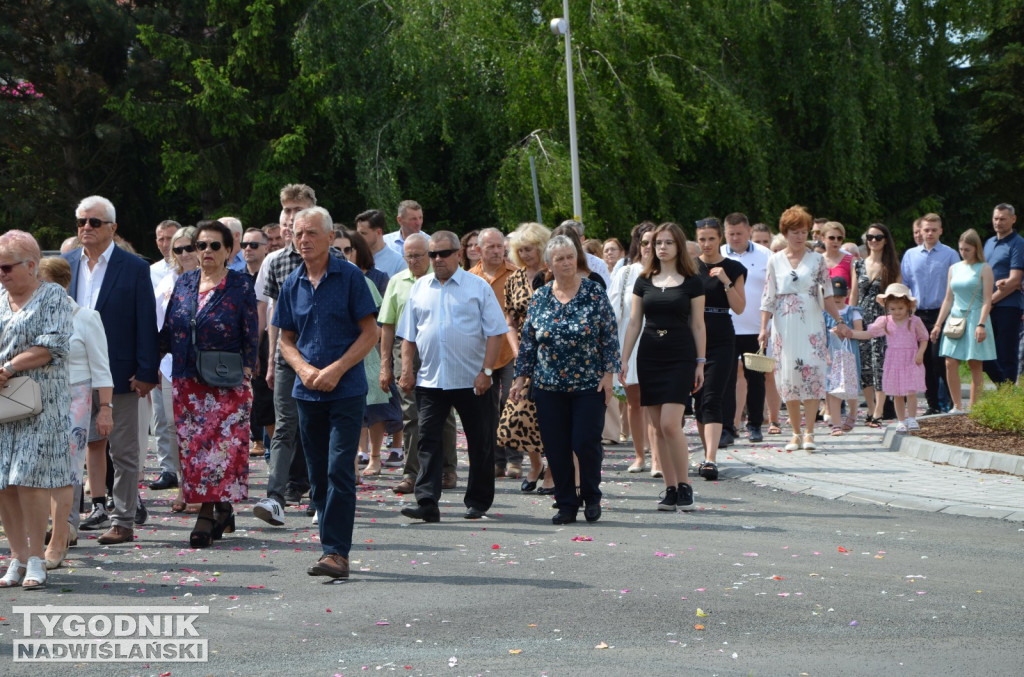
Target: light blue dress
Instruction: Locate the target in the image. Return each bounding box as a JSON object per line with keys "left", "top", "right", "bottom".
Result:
{"left": 939, "top": 262, "right": 996, "bottom": 362}
{"left": 0, "top": 282, "right": 73, "bottom": 489}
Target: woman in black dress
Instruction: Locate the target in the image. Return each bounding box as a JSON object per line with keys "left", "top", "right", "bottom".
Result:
{"left": 620, "top": 222, "right": 706, "bottom": 512}
{"left": 694, "top": 218, "right": 746, "bottom": 480}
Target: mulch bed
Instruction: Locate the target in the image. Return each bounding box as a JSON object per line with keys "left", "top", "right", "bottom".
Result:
{"left": 913, "top": 415, "right": 1023, "bottom": 456}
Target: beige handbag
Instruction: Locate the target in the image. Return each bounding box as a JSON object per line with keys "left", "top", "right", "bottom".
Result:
{"left": 0, "top": 375, "right": 43, "bottom": 423}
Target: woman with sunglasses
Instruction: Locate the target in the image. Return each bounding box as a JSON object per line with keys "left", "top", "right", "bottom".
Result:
{"left": 153, "top": 226, "right": 198, "bottom": 513}
{"left": 160, "top": 221, "right": 258, "bottom": 547}
{"left": 0, "top": 230, "right": 74, "bottom": 590}
{"left": 849, "top": 223, "right": 901, "bottom": 427}
{"left": 821, "top": 222, "right": 853, "bottom": 291}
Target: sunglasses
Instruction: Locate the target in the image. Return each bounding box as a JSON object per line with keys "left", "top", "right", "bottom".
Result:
{"left": 0, "top": 260, "right": 27, "bottom": 274}
{"left": 825, "top": 235, "right": 843, "bottom": 241}
{"left": 194, "top": 241, "right": 224, "bottom": 252}
{"left": 865, "top": 234, "right": 886, "bottom": 242}
{"left": 428, "top": 248, "right": 458, "bottom": 259}
{"left": 172, "top": 245, "right": 196, "bottom": 255}
{"left": 76, "top": 217, "right": 113, "bottom": 229}
{"left": 240, "top": 241, "right": 263, "bottom": 249}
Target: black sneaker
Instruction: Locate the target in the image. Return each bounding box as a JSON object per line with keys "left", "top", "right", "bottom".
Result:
{"left": 657, "top": 486, "right": 678, "bottom": 511}
{"left": 134, "top": 497, "right": 148, "bottom": 526}
{"left": 719, "top": 429, "right": 735, "bottom": 447}
{"left": 747, "top": 425, "right": 763, "bottom": 443}
{"left": 305, "top": 503, "right": 316, "bottom": 517}
{"left": 80, "top": 504, "right": 110, "bottom": 531}
{"left": 677, "top": 483, "right": 695, "bottom": 511}
{"left": 283, "top": 486, "right": 305, "bottom": 506}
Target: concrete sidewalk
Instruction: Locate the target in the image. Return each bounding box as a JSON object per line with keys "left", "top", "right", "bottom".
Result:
{"left": 711, "top": 417, "right": 1024, "bottom": 522}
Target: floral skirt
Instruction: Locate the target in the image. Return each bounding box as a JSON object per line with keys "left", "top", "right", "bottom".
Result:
{"left": 173, "top": 376, "right": 251, "bottom": 503}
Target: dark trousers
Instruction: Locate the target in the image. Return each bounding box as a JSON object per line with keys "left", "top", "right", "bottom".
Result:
{"left": 984, "top": 306, "right": 1023, "bottom": 384}
{"left": 723, "top": 334, "right": 765, "bottom": 430}
{"left": 296, "top": 395, "right": 364, "bottom": 558}
{"left": 695, "top": 333, "right": 736, "bottom": 424}
{"left": 533, "top": 388, "right": 605, "bottom": 513}
{"left": 491, "top": 362, "right": 520, "bottom": 467}
{"left": 915, "top": 308, "right": 948, "bottom": 410}
{"left": 414, "top": 386, "right": 495, "bottom": 511}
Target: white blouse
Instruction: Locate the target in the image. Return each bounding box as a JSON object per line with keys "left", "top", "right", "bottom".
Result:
{"left": 68, "top": 301, "right": 113, "bottom": 387}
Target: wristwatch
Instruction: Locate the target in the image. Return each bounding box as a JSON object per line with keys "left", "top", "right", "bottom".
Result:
{"left": 2, "top": 361, "right": 14, "bottom": 375}
{"left": 101, "top": 402, "right": 113, "bottom": 409}
{"left": 482, "top": 368, "right": 494, "bottom": 377}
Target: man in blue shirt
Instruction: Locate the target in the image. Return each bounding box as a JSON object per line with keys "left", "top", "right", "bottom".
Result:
{"left": 274, "top": 206, "right": 378, "bottom": 579}
{"left": 900, "top": 213, "right": 961, "bottom": 414}
{"left": 982, "top": 203, "right": 1024, "bottom": 384}
{"left": 397, "top": 231, "right": 508, "bottom": 522}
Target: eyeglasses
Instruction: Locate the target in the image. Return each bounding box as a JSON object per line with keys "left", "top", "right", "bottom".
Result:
{"left": 428, "top": 248, "right": 458, "bottom": 259}
{"left": 194, "top": 241, "right": 224, "bottom": 252}
{"left": 341, "top": 246, "right": 353, "bottom": 254}
{"left": 405, "top": 253, "right": 426, "bottom": 261}
{"left": 172, "top": 245, "right": 196, "bottom": 255}
{"left": 825, "top": 235, "right": 843, "bottom": 241}
{"left": 0, "top": 260, "right": 27, "bottom": 274}
{"left": 240, "top": 241, "right": 263, "bottom": 249}
{"left": 865, "top": 234, "right": 886, "bottom": 242}
{"left": 76, "top": 217, "right": 113, "bottom": 229}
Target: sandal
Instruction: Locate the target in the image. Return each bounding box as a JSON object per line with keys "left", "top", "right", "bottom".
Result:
{"left": 830, "top": 426, "right": 844, "bottom": 437}
{"left": 864, "top": 415, "right": 882, "bottom": 429}
{"left": 189, "top": 515, "right": 216, "bottom": 549}
{"left": 767, "top": 422, "right": 782, "bottom": 435}
{"left": 895, "top": 422, "right": 908, "bottom": 433}
{"left": 23, "top": 557, "right": 47, "bottom": 590}
{"left": 842, "top": 415, "right": 856, "bottom": 432}
{"left": 698, "top": 461, "right": 718, "bottom": 481}
{"left": 0, "top": 558, "right": 25, "bottom": 588}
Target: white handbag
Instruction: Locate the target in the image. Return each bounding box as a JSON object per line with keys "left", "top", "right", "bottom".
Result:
{"left": 0, "top": 375, "right": 43, "bottom": 423}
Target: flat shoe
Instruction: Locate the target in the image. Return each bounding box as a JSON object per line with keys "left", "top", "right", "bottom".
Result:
{"left": 23, "top": 557, "right": 47, "bottom": 590}
{"left": 626, "top": 461, "right": 645, "bottom": 473}
{"left": 536, "top": 486, "right": 556, "bottom": 495}
{"left": 802, "top": 433, "right": 816, "bottom": 451}
{"left": 552, "top": 511, "right": 577, "bottom": 525}
{"left": 464, "top": 507, "right": 487, "bottom": 520}
{"left": 401, "top": 504, "right": 440, "bottom": 523}
{"left": 784, "top": 435, "right": 801, "bottom": 451}
{"left": 1, "top": 559, "right": 25, "bottom": 588}
{"left": 307, "top": 553, "right": 349, "bottom": 578}
{"left": 583, "top": 503, "right": 602, "bottom": 523}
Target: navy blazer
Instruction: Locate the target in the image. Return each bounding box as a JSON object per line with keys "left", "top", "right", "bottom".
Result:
{"left": 64, "top": 246, "right": 160, "bottom": 393}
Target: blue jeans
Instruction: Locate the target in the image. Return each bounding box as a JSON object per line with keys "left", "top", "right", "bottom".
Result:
{"left": 533, "top": 388, "right": 606, "bottom": 513}
{"left": 983, "top": 306, "right": 1023, "bottom": 384}
{"left": 296, "top": 395, "right": 364, "bottom": 558}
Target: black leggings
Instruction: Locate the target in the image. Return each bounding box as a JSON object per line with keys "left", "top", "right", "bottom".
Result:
{"left": 694, "top": 334, "right": 736, "bottom": 424}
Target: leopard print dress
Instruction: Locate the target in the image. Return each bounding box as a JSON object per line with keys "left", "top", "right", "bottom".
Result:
{"left": 496, "top": 268, "right": 544, "bottom": 455}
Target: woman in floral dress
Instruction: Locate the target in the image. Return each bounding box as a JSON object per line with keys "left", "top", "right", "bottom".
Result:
{"left": 160, "top": 222, "right": 258, "bottom": 548}
{"left": 759, "top": 206, "right": 850, "bottom": 453}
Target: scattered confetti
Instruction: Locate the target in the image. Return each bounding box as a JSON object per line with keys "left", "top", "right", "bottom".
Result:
{"left": 492, "top": 544, "right": 500, "bottom": 550}
{"left": 595, "top": 641, "right": 609, "bottom": 649}
{"left": 509, "top": 649, "right": 522, "bottom": 655}
{"left": 694, "top": 624, "right": 705, "bottom": 631}
{"left": 696, "top": 609, "right": 708, "bottom": 617}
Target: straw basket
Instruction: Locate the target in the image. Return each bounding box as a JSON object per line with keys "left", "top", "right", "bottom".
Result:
{"left": 742, "top": 346, "right": 776, "bottom": 373}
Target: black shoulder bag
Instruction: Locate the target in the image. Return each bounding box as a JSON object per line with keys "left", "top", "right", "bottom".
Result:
{"left": 191, "top": 289, "right": 244, "bottom": 388}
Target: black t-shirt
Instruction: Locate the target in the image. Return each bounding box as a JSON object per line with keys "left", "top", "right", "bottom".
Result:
{"left": 697, "top": 257, "right": 746, "bottom": 334}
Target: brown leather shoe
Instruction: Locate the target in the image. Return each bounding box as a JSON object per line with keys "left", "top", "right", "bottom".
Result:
{"left": 307, "top": 553, "right": 349, "bottom": 578}
{"left": 96, "top": 525, "right": 134, "bottom": 545}
{"left": 392, "top": 476, "right": 415, "bottom": 494}
{"left": 442, "top": 471, "right": 457, "bottom": 490}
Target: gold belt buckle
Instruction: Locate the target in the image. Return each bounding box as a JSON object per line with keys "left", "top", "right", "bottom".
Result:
{"left": 656, "top": 329, "right": 668, "bottom": 337}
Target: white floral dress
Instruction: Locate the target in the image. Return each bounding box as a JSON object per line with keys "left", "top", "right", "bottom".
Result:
{"left": 760, "top": 250, "right": 833, "bottom": 401}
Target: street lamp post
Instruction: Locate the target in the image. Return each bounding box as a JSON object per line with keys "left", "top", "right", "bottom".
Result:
{"left": 550, "top": 0, "right": 582, "bottom": 224}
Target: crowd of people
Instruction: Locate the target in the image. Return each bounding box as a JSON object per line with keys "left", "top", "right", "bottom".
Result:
{"left": 1, "top": 189, "right": 1022, "bottom": 587}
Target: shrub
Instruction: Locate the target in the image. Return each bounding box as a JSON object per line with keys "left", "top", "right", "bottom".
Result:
{"left": 971, "top": 383, "right": 1024, "bottom": 434}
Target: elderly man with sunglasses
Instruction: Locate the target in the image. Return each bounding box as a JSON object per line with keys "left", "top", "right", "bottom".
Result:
{"left": 63, "top": 196, "right": 159, "bottom": 545}
{"left": 397, "top": 232, "right": 509, "bottom": 522}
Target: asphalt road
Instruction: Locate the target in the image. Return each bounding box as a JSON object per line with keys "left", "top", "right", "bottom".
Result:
{"left": 2, "top": 448, "right": 1023, "bottom": 676}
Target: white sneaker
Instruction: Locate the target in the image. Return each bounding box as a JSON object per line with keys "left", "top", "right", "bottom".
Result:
{"left": 947, "top": 407, "right": 965, "bottom": 415}
{"left": 253, "top": 498, "right": 285, "bottom": 526}
{"left": 907, "top": 418, "right": 920, "bottom": 431}
{"left": 312, "top": 510, "right": 319, "bottom": 525}
{"left": 383, "top": 450, "right": 405, "bottom": 468}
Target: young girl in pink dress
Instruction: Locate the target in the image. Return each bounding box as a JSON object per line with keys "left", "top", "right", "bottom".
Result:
{"left": 845, "top": 283, "right": 928, "bottom": 433}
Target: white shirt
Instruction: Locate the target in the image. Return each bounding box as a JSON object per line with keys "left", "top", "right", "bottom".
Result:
{"left": 397, "top": 267, "right": 509, "bottom": 390}
{"left": 607, "top": 261, "right": 644, "bottom": 385}
{"left": 586, "top": 252, "right": 611, "bottom": 287}
{"left": 722, "top": 240, "right": 772, "bottom": 335}
{"left": 68, "top": 302, "right": 113, "bottom": 387}
{"left": 154, "top": 271, "right": 178, "bottom": 379}
{"left": 372, "top": 243, "right": 408, "bottom": 279}
{"left": 253, "top": 248, "right": 283, "bottom": 304}
{"left": 75, "top": 240, "right": 117, "bottom": 310}
{"left": 150, "top": 258, "right": 173, "bottom": 289}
